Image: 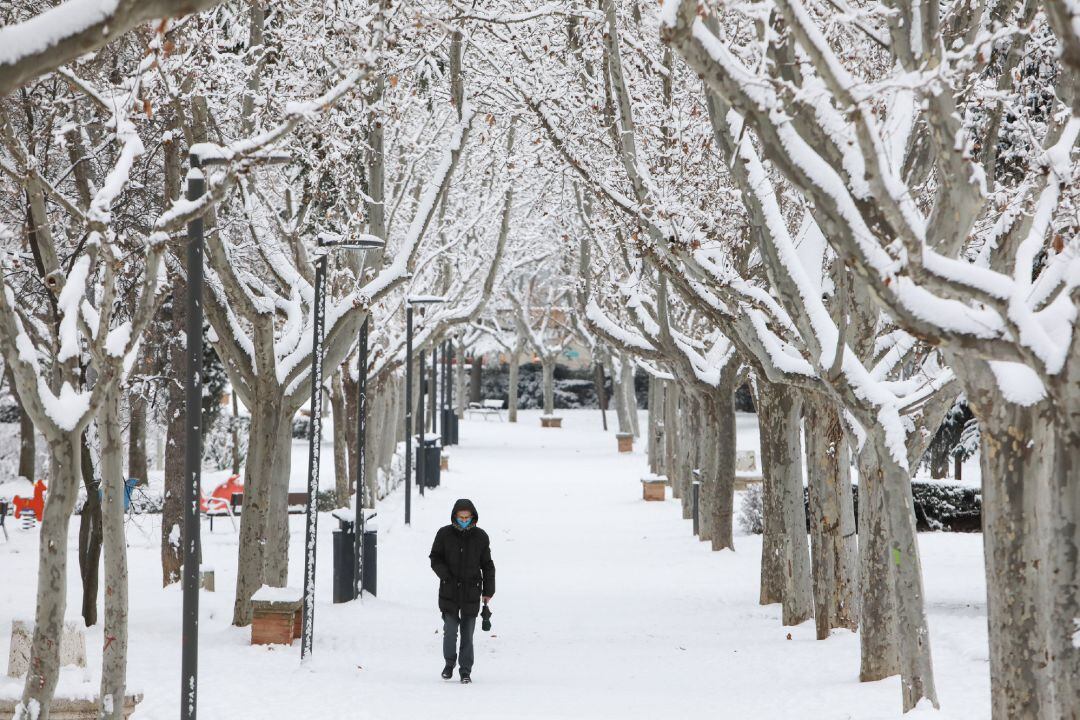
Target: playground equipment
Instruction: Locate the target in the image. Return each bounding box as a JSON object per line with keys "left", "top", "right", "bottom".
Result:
{"left": 12, "top": 480, "right": 46, "bottom": 522}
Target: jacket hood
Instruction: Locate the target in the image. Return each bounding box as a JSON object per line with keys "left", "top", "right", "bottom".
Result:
{"left": 451, "top": 498, "right": 479, "bottom": 527}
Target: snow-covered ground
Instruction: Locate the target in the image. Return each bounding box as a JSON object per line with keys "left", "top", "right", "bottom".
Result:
{"left": 0, "top": 409, "right": 989, "bottom": 719}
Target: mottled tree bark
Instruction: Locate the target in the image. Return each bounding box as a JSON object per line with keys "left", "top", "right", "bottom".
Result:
{"left": 469, "top": 354, "right": 483, "bottom": 405}
{"left": 232, "top": 389, "right": 282, "bottom": 625}
{"left": 541, "top": 356, "right": 555, "bottom": 416}
{"left": 857, "top": 448, "right": 898, "bottom": 681}
{"left": 663, "top": 380, "right": 681, "bottom": 502}
{"left": 262, "top": 416, "right": 293, "bottom": 587}
{"left": 331, "top": 374, "right": 350, "bottom": 502}
{"left": 78, "top": 432, "right": 101, "bottom": 627}
{"left": 160, "top": 118, "right": 185, "bottom": 587}
{"left": 757, "top": 384, "right": 783, "bottom": 606}
{"left": 127, "top": 361, "right": 148, "bottom": 485}
{"left": 857, "top": 437, "right": 937, "bottom": 709}
{"left": 98, "top": 388, "right": 129, "bottom": 719}
{"left": 19, "top": 437, "right": 81, "bottom": 719}
{"left": 508, "top": 338, "right": 523, "bottom": 422}
{"left": 804, "top": 397, "right": 858, "bottom": 639}
{"left": 621, "top": 356, "right": 639, "bottom": 437}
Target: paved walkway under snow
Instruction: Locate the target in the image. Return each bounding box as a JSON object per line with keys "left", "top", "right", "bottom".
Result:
{"left": 0, "top": 409, "right": 991, "bottom": 719}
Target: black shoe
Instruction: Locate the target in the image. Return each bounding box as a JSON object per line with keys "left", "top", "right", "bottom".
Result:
{"left": 460, "top": 671, "right": 472, "bottom": 684}
{"left": 441, "top": 662, "right": 454, "bottom": 680}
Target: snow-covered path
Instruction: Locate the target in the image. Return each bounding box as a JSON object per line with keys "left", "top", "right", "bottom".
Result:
{"left": 0, "top": 409, "right": 990, "bottom": 719}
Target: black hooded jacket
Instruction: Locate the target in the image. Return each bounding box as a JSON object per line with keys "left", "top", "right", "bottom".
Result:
{"left": 429, "top": 498, "right": 495, "bottom": 617}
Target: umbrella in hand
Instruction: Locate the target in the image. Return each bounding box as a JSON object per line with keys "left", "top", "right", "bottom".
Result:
{"left": 481, "top": 602, "right": 493, "bottom": 632}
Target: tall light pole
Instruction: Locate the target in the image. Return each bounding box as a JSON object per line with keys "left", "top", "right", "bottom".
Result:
{"left": 354, "top": 315, "right": 368, "bottom": 600}
{"left": 300, "top": 233, "right": 383, "bottom": 660}
{"left": 404, "top": 296, "right": 446, "bottom": 525}
{"left": 181, "top": 147, "right": 288, "bottom": 719}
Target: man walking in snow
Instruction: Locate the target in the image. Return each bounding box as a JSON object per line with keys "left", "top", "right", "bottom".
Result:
{"left": 429, "top": 498, "right": 495, "bottom": 684}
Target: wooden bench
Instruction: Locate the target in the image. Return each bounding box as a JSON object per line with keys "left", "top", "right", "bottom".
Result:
{"left": 250, "top": 586, "right": 303, "bottom": 645}
{"left": 230, "top": 491, "right": 310, "bottom": 515}
{"left": 465, "top": 399, "right": 504, "bottom": 421}
{"left": 540, "top": 415, "right": 562, "bottom": 428}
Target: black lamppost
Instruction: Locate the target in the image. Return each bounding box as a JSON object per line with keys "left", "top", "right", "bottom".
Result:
{"left": 354, "top": 315, "right": 368, "bottom": 600}
{"left": 300, "top": 233, "right": 384, "bottom": 661}
{"left": 404, "top": 295, "right": 445, "bottom": 525}
{"left": 181, "top": 148, "right": 288, "bottom": 720}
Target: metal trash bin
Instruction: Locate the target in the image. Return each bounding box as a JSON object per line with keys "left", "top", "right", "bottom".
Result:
{"left": 331, "top": 513, "right": 356, "bottom": 603}
{"left": 440, "top": 408, "right": 454, "bottom": 445}
{"left": 361, "top": 523, "right": 377, "bottom": 597}
{"left": 418, "top": 435, "right": 442, "bottom": 488}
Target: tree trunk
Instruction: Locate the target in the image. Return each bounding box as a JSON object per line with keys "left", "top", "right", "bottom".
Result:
{"left": 541, "top": 356, "right": 555, "bottom": 416}
{"left": 230, "top": 392, "right": 242, "bottom": 476}
{"left": 768, "top": 385, "right": 813, "bottom": 625}
{"left": 608, "top": 356, "right": 630, "bottom": 433}
{"left": 331, "top": 374, "right": 350, "bottom": 503}
{"left": 6, "top": 366, "right": 36, "bottom": 481}
{"left": 709, "top": 376, "right": 736, "bottom": 551}
{"left": 804, "top": 397, "right": 859, "bottom": 639}
{"left": 98, "top": 388, "right": 128, "bottom": 719}
{"left": 648, "top": 377, "right": 665, "bottom": 474}
{"left": 676, "top": 391, "right": 700, "bottom": 520}
{"left": 343, "top": 368, "right": 360, "bottom": 498}
{"left": 1046, "top": 400, "right": 1079, "bottom": 720}
{"left": 857, "top": 437, "right": 938, "bottom": 710}
{"left": 757, "top": 384, "right": 783, "bottom": 606}
{"left": 508, "top": 340, "right": 522, "bottom": 422}
{"left": 455, "top": 340, "right": 466, "bottom": 417}
{"left": 857, "top": 446, "right": 899, "bottom": 681}
{"left": 469, "top": 354, "right": 483, "bottom": 404}
{"left": 621, "top": 356, "right": 639, "bottom": 437}
{"left": 262, "top": 415, "right": 293, "bottom": 588}
{"left": 78, "top": 432, "right": 101, "bottom": 627}
{"left": 232, "top": 390, "right": 282, "bottom": 626}
{"left": 663, "top": 380, "right": 680, "bottom": 500}
{"left": 159, "top": 109, "right": 185, "bottom": 586}
{"left": 958, "top": 359, "right": 1057, "bottom": 719}
{"left": 18, "top": 435, "right": 82, "bottom": 719}
{"left": 127, "top": 373, "right": 148, "bottom": 485}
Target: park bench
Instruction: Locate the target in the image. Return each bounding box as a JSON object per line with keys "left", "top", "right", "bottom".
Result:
{"left": 0, "top": 499, "right": 7, "bottom": 541}
{"left": 250, "top": 586, "right": 303, "bottom": 645}
{"left": 466, "top": 399, "right": 504, "bottom": 421}
{"left": 231, "top": 491, "right": 310, "bottom": 514}
{"left": 208, "top": 490, "right": 309, "bottom": 531}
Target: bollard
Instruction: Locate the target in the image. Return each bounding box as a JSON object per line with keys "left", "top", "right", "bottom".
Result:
{"left": 361, "top": 524, "right": 378, "bottom": 596}
{"left": 692, "top": 473, "right": 701, "bottom": 537}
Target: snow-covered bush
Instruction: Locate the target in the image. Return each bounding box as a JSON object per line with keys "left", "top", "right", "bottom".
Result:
{"left": 738, "top": 485, "right": 764, "bottom": 535}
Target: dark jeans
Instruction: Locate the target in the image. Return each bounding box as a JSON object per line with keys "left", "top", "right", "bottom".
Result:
{"left": 442, "top": 611, "right": 476, "bottom": 672}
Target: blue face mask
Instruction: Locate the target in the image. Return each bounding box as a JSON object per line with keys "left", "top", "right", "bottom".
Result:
{"left": 456, "top": 517, "right": 472, "bottom": 529}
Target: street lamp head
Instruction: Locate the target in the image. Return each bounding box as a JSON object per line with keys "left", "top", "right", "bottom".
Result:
{"left": 318, "top": 232, "right": 386, "bottom": 250}
{"left": 407, "top": 295, "right": 448, "bottom": 305}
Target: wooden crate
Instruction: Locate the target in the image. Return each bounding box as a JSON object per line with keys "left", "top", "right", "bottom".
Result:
{"left": 252, "top": 610, "right": 295, "bottom": 645}
{"left": 641, "top": 479, "right": 666, "bottom": 502}
{"left": 250, "top": 587, "right": 303, "bottom": 646}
